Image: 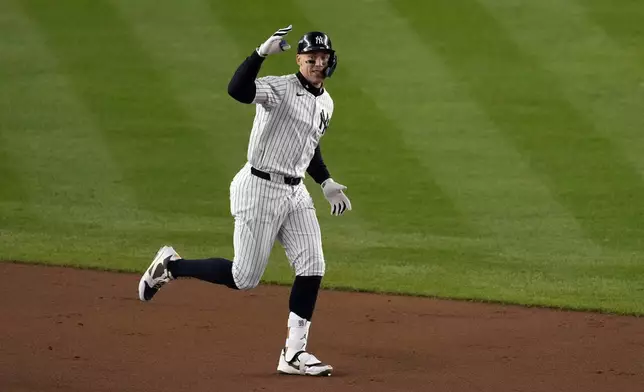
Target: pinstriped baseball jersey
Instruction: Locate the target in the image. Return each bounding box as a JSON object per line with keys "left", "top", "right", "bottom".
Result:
{"left": 249, "top": 74, "right": 334, "bottom": 179}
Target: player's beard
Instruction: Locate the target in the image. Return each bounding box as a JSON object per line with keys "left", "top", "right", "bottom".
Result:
{"left": 310, "top": 69, "right": 325, "bottom": 85}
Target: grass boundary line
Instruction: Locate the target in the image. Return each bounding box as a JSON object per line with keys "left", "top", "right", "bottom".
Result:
{"left": 3, "top": 259, "right": 641, "bottom": 317}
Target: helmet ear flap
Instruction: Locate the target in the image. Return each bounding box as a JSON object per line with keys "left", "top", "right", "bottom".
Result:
{"left": 325, "top": 53, "right": 337, "bottom": 78}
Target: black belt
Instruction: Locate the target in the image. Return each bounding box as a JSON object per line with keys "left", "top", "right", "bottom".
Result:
{"left": 251, "top": 167, "right": 302, "bottom": 186}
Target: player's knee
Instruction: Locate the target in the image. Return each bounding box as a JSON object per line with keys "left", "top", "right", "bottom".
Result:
{"left": 295, "top": 256, "right": 325, "bottom": 277}
{"left": 232, "top": 269, "right": 261, "bottom": 291}
{"left": 235, "top": 279, "right": 260, "bottom": 291}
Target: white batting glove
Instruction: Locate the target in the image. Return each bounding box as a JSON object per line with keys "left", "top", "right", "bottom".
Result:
{"left": 321, "top": 178, "right": 352, "bottom": 216}
{"left": 256, "top": 25, "right": 293, "bottom": 57}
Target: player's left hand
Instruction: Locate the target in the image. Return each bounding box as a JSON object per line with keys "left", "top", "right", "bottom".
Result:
{"left": 321, "top": 179, "right": 352, "bottom": 216}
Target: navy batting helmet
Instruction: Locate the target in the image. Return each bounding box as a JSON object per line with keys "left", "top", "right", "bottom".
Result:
{"left": 297, "top": 31, "right": 338, "bottom": 78}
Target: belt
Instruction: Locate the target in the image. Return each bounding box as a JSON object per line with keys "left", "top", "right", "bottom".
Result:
{"left": 251, "top": 167, "right": 302, "bottom": 186}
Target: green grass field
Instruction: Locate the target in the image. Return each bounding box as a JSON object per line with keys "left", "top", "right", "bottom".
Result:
{"left": 1, "top": 0, "right": 643, "bottom": 315}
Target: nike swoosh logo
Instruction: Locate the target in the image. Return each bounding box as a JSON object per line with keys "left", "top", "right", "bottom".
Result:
{"left": 296, "top": 92, "right": 306, "bottom": 96}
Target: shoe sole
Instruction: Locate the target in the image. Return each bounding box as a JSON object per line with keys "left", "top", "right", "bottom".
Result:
{"left": 277, "top": 362, "right": 333, "bottom": 377}
{"left": 277, "top": 369, "right": 332, "bottom": 377}
{"left": 138, "top": 277, "right": 151, "bottom": 302}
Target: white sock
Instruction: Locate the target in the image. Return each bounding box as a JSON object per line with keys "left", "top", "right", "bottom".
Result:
{"left": 284, "top": 312, "right": 310, "bottom": 362}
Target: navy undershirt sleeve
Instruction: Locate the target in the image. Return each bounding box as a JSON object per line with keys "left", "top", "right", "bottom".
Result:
{"left": 227, "top": 50, "right": 265, "bottom": 104}
{"left": 306, "top": 145, "right": 331, "bottom": 184}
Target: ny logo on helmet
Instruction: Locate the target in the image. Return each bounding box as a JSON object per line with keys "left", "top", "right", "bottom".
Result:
{"left": 316, "top": 36, "right": 325, "bottom": 45}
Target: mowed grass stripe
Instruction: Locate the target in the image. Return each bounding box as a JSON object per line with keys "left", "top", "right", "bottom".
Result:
{"left": 209, "top": 0, "right": 470, "bottom": 237}
{"left": 205, "top": 1, "right": 295, "bottom": 78}
{"left": 0, "top": 0, "right": 149, "bottom": 263}
{"left": 474, "top": 0, "right": 644, "bottom": 309}
{"left": 479, "top": 0, "right": 644, "bottom": 195}
{"left": 392, "top": 0, "right": 644, "bottom": 252}
{"left": 0, "top": 148, "right": 24, "bottom": 203}
{"left": 315, "top": 75, "right": 471, "bottom": 237}
{"left": 303, "top": 0, "right": 597, "bottom": 260}
{"left": 0, "top": 0, "right": 26, "bottom": 203}
{"left": 110, "top": 0, "right": 253, "bottom": 196}
{"left": 19, "top": 0, "right": 216, "bottom": 215}
{"left": 0, "top": 134, "right": 25, "bottom": 204}
{"left": 1, "top": 0, "right": 135, "bottom": 214}
{"left": 294, "top": 0, "right": 644, "bottom": 314}
{"left": 0, "top": 2, "right": 36, "bottom": 204}
{"left": 578, "top": 0, "right": 644, "bottom": 67}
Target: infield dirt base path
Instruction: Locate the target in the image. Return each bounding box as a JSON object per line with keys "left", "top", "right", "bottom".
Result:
{"left": 1, "top": 262, "right": 643, "bottom": 392}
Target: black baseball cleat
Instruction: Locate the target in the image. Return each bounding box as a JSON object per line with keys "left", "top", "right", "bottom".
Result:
{"left": 138, "top": 246, "right": 181, "bottom": 301}
{"left": 277, "top": 348, "right": 333, "bottom": 376}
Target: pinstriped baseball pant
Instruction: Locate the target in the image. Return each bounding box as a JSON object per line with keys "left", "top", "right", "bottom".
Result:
{"left": 229, "top": 163, "right": 325, "bottom": 290}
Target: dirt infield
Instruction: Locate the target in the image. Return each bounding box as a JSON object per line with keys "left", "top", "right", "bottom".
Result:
{"left": 1, "top": 262, "right": 643, "bottom": 392}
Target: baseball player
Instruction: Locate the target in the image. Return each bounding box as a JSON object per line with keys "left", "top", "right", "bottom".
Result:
{"left": 138, "top": 25, "right": 351, "bottom": 377}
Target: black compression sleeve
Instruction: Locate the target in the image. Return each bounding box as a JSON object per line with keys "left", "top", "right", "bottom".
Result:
{"left": 227, "top": 50, "right": 266, "bottom": 104}
{"left": 306, "top": 145, "right": 331, "bottom": 184}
